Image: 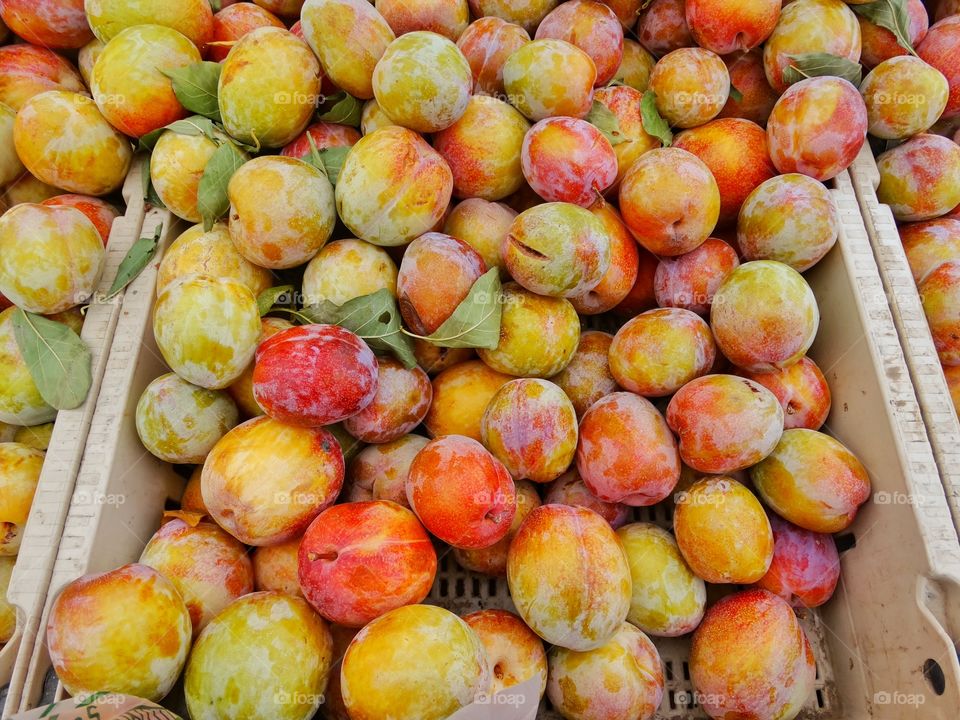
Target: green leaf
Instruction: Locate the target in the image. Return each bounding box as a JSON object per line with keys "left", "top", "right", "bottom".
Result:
{"left": 257, "top": 285, "right": 294, "bottom": 316}
{"left": 852, "top": 0, "right": 917, "bottom": 56}
{"left": 640, "top": 90, "right": 672, "bottom": 147}
{"left": 729, "top": 83, "right": 744, "bottom": 103}
{"left": 317, "top": 146, "right": 350, "bottom": 185}
{"left": 300, "top": 290, "right": 418, "bottom": 368}
{"left": 160, "top": 61, "right": 222, "bottom": 121}
{"left": 414, "top": 268, "right": 503, "bottom": 350}
{"left": 106, "top": 224, "right": 163, "bottom": 299}
{"left": 141, "top": 155, "right": 166, "bottom": 209}
{"left": 197, "top": 141, "right": 247, "bottom": 231}
{"left": 11, "top": 309, "right": 92, "bottom": 410}
{"left": 300, "top": 135, "right": 349, "bottom": 184}
{"left": 138, "top": 115, "right": 217, "bottom": 152}
{"left": 782, "top": 53, "right": 863, "bottom": 87}
{"left": 316, "top": 92, "right": 362, "bottom": 127}
{"left": 209, "top": 0, "right": 222, "bottom": 10}
{"left": 585, "top": 100, "right": 628, "bottom": 146}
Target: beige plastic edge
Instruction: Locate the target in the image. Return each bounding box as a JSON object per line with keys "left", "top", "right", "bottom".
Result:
{"left": 7, "top": 169, "right": 960, "bottom": 720}
{"left": 0, "top": 159, "right": 147, "bottom": 697}
{"left": 848, "top": 145, "right": 960, "bottom": 533}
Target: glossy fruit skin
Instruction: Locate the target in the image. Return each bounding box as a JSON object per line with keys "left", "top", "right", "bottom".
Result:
{"left": 576, "top": 392, "right": 680, "bottom": 507}
{"left": 535, "top": 0, "right": 624, "bottom": 86}
{"left": 502, "top": 39, "right": 597, "bottom": 121}
{"left": 298, "top": 501, "right": 436, "bottom": 627}
{"left": 505, "top": 202, "right": 611, "bottom": 298}
{"left": 618, "top": 147, "right": 720, "bottom": 257}
{"left": 649, "top": 47, "right": 730, "bottom": 129}
{"left": 0, "top": 203, "right": 104, "bottom": 314}
{"left": 84, "top": 0, "right": 214, "bottom": 47}
{"left": 918, "top": 16, "right": 960, "bottom": 120}
{"left": 252, "top": 324, "right": 379, "bottom": 427}
{"left": 751, "top": 428, "right": 871, "bottom": 533}
{"left": 674, "top": 476, "right": 774, "bottom": 584}
{"left": 457, "top": 16, "right": 530, "bottom": 95}
{"left": 690, "top": 589, "right": 816, "bottom": 720}
{"left": 91, "top": 24, "right": 201, "bottom": 138}
{"left": 341, "top": 604, "right": 491, "bottom": 720}
{"left": 876, "top": 134, "right": 960, "bottom": 222}
{"left": 617, "top": 522, "right": 705, "bottom": 637}
{"left": 184, "top": 592, "right": 333, "bottom": 720}
{"left": 654, "top": 237, "right": 739, "bottom": 315}
{"left": 228, "top": 156, "right": 336, "bottom": 270}
{"left": 218, "top": 27, "right": 321, "bottom": 148}
{"left": 454, "top": 479, "right": 541, "bottom": 575}
{"left": 135, "top": 373, "right": 239, "bottom": 464}
{"left": 209, "top": 3, "right": 285, "bottom": 62}
{"left": 406, "top": 434, "right": 517, "bottom": 549}
{"left": 201, "top": 416, "right": 345, "bottom": 546}
{"left": 548, "top": 331, "right": 619, "bottom": 419}
{"left": 481, "top": 378, "right": 577, "bottom": 483}
{"left": 139, "top": 519, "right": 254, "bottom": 636}
{"left": 463, "top": 608, "right": 548, "bottom": 696}
{"left": 507, "top": 504, "right": 632, "bottom": 651}
{"left": 711, "top": 261, "right": 820, "bottom": 373}
{"left": 341, "top": 358, "right": 431, "bottom": 443}
{"left": 300, "top": 0, "right": 394, "bottom": 99}
{"left": 666, "top": 374, "right": 784, "bottom": 474}
{"left": 13, "top": 90, "right": 132, "bottom": 196}
{"left": 738, "top": 356, "right": 832, "bottom": 431}
{"left": 153, "top": 275, "right": 261, "bottom": 390}
{"left": 335, "top": 126, "right": 453, "bottom": 247}
{"left": 685, "top": 0, "right": 780, "bottom": 55}
{"left": 0, "top": 442, "right": 44, "bottom": 556}
{"left": 860, "top": 57, "right": 949, "bottom": 140}
{"left": 372, "top": 31, "right": 473, "bottom": 133}
{"left": 47, "top": 564, "right": 192, "bottom": 702}
{"left": 766, "top": 76, "right": 868, "bottom": 182}
{"left": 756, "top": 513, "right": 840, "bottom": 608}
{"left": 546, "top": 622, "right": 664, "bottom": 720}
{"left": 762, "top": 0, "right": 861, "bottom": 94}
{"left": 521, "top": 117, "right": 618, "bottom": 206}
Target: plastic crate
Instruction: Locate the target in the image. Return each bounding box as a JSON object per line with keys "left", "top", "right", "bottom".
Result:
{"left": 5, "top": 168, "right": 960, "bottom": 719}
{"left": 846, "top": 145, "right": 960, "bottom": 535}
{"left": 0, "top": 160, "right": 149, "bottom": 701}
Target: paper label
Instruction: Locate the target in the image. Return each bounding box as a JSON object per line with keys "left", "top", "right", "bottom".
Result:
{"left": 10, "top": 694, "right": 182, "bottom": 720}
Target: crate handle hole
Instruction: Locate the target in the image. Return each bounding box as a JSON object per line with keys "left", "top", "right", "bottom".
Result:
{"left": 834, "top": 533, "right": 857, "bottom": 553}
{"left": 922, "top": 658, "right": 946, "bottom": 696}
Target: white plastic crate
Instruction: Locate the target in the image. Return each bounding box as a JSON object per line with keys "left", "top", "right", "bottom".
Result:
{"left": 1, "top": 160, "right": 148, "bottom": 700}
{"left": 848, "top": 144, "right": 960, "bottom": 534}
{"left": 5, "top": 168, "right": 960, "bottom": 719}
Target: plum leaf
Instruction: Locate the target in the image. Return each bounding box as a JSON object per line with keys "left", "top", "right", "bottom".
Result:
{"left": 302, "top": 135, "right": 350, "bottom": 185}
{"left": 141, "top": 156, "right": 166, "bottom": 209}
{"left": 408, "top": 268, "right": 504, "bottom": 350}
{"left": 138, "top": 115, "right": 217, "bottom": 151}
{"left": 782, "top": 54, "right": 863, "bottom": 87}
{"left": 317, "top": 92, "right": 363, "bottom": 127}
{"left": 729, "top": 83, "right": 744, "bottom": 103}
{"left": 300, "top": 290, "right": 418, "bottom": 368}
{"left": 640, "top": 90, "right": 672, "bottom": 147}
{"left": 160, "top": 61, "right": 222, "bottom": 121}
{"left": 197, "top": 141, "right": 247, "bottom": 231}
{"left": 106, "top": 223, "right": 163, "bottom": 300}
{"left": 11, "top": 309, "right": 92, "bottom": 410}
{"left": 852, "top": 0, "right": 917, "bottom": 56}
{"left": 256, "top": 285, "right": 294, "bottom": 316}
{"left": 586, "top": 100, "right": 628, "bottom": 146}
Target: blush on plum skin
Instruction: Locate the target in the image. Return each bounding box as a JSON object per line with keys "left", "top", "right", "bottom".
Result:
{"left": 406, "top": 434, "right": 517, "bottom": 549}
{"left": 298, "top": 500, "right": 437, "bottom": 627}
{"left": 253, "top": 324, "right": 379, "bottom": 427}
